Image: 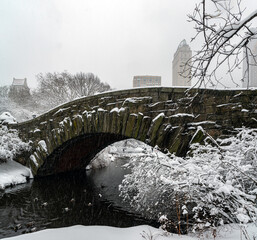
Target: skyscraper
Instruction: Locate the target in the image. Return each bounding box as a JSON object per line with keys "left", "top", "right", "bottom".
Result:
{"left": 242, "top": 34, "right": 257, "bottom": 88}
{"left": 172, "top": 40, "right": 192, "bottom": 86}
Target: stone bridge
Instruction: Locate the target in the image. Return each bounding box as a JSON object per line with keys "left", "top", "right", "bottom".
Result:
{"left": 9, "top": 87, "right": 257, "bottom": 177}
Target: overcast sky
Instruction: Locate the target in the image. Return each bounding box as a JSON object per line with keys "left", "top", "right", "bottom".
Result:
{"left": 0, "top": 0, "right": 256, "bottom": 90}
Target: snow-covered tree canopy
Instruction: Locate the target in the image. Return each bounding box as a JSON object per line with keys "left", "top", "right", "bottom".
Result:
{"left": 119, "top": 127, "right": 257, "bottom": 232}
{"left": 186, "top": 0, "right": 257, "bottom": 88}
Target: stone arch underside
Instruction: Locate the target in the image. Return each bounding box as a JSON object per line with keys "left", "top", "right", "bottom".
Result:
{"left": 36, "top": 133, "right": 127, "bottom": 177}
{"left": 11, "top": 88, "right": 257, "bottom": 176}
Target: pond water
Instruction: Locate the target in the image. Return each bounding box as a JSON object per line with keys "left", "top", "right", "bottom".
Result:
{"left": 0, "top": 157, "right": 158, "bottom": 239}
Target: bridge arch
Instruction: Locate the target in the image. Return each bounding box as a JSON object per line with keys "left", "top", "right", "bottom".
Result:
{"left": 28, "top": 107, "right": 183, "bottom": 176}
{"left": 9, "top": 87, "right": 257, "bottom": 176}
{"left": 36, "top": 133, "right": 127, "bottom": 176}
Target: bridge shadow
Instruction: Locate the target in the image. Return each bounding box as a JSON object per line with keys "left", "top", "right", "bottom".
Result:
{"left": 37, "top": 133, "right": 127, "bottom": 177}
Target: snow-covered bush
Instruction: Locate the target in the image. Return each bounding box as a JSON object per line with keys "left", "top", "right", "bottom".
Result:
{"left": 0, "top": 125, "right": 31, "bottom": 163}
{"left": 119, "top": 128, "right": 257, "bottom": 232}
{"left": 0, "top": 112, "right": 17, "bottom": 124}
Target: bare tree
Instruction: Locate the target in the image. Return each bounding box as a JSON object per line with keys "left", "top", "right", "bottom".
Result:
{"left": 34, "top": 72, "right": 74, "bottom": 107}
{"left": 185, "top": 0, "right": 257, "bottom": 88}
{"left": 68, "top": 72, "right": 111, "bottom": 97}
{"left": 33, "top": 71, "right": 111, "bottom": 109}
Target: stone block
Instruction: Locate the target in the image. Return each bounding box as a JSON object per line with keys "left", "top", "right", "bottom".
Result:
{"left": 148, "top": 113, "right": 165, "bottom": 145}
{"left": 133, "top": 113, "right": 144, "bottom": 138}
{"left": 125, "top": 114, "right": 138, "bottom": 138}
{"left": 138, "top": 116, "right": 152, "bottom": 142}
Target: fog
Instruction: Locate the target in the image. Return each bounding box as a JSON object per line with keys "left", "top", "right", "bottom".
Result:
{"left": 0, "top": 0, "right": 256, "bottom": 89}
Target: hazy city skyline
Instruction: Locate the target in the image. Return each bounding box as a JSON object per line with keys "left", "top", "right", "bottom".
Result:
{"left": 1, "top": 0, "right": 256, "bottom": 90}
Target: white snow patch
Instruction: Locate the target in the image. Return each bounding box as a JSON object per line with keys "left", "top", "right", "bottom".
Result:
{"left": 53, "top": 107, "right": 70, "bottom": 116}
{"left": 217, "top": 103, "right": 233, "bottom": 108}
{"left": 190, "top": 126, "right": 205, "bottom": 144}
{"left": 110, "top": 107, "right": 125, "bottom": 113}
{"left": 0, "top": 160, "right": 32, "bottom": 190}
{"left": 149, "top": 102, "right": 161, "bottom": 107}
{"left": 171, "top": 113, "right": 194, "bottom": 118}
{"left": 2, "top": 223, "right": 257, "bottom": 240}
{"left": 30, "top": 154, "right": 38, "bottom": 167}
{"left": 38, "top": 140, "right": 47, "bottom": 153}
{"left": 123, "top": 97, "right": 152, "bottom": 105}
{"left": 152, "top": 113, "right": 165, "bottom": 122}
{"left": 0, "top": 112, "right": 17, "bottom": 124}
{"left": 188, "top": 121, "right": 216, "bottom": 126}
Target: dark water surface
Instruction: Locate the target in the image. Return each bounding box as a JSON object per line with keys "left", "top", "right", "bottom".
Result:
{"left": 0, "top": 158, "right": 157, "bottom": 239}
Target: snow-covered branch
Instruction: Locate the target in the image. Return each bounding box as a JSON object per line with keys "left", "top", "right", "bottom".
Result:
{"left": 185, "top": 0, "right": 257, "bottom": 88}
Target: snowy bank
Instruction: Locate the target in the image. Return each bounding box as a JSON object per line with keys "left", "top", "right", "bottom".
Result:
{"left": 2, "top": 226, "right": 172, "bottom": 240}
{"left": 0, "top": 160, "right": 32, "bottom": 190}
{"left": 0, "top": 124, "right": 32, "bottom": 189}
{"left": 2, "top": 224, "right": 257, "bottom": 240}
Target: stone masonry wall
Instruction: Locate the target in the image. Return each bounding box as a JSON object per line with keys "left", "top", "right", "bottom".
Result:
{"left": 8, "top": 87, "right": 257, "bottom": 176}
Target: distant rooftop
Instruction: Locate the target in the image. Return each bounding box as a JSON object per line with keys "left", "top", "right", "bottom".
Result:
{"left": 173, "top": 39, "right": 191, "bottom": 59}
{"left": 12, "top": 78, "right": 28, "bottom": 86}
{"left": 133, "top": 75, "right": 161, "bottom": 78}
{"left": 178, "top": 39, "right": 188, "bottom": 48}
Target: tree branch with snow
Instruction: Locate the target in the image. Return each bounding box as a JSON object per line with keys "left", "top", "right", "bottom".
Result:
{"left": 184, "top": 0, "right": 257, "bottom": 88}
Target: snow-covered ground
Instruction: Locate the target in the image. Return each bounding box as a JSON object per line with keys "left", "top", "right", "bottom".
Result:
{"left": 2, "top": 223, "right": 257, "bottom": 240}
{"left": 0, "top": 160, "right": 32, "bottom": 190}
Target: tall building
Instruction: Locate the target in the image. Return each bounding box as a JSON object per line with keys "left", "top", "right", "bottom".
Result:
{"left": 133, "top": 75, "right": 161, "bottom": 88}
{"left": 242, "top": 34, "right": 257, "bottom": 88}
{"left": 172, "top": 39, "right": 192, "bottom": 86}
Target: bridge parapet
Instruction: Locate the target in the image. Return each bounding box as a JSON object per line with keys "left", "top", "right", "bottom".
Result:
{"left": 8, "top": 87, "right": 257, "bottom": 176}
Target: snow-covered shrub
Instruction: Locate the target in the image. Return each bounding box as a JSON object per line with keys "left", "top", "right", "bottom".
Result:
{"left": 0, "top": 112, "right": 17, "bottom": 124}
{"left": 119, "top": 128, "right": 257, "bottom": 232}
{"left": 0, "top": 125, "right": 31, "bottom": 163}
